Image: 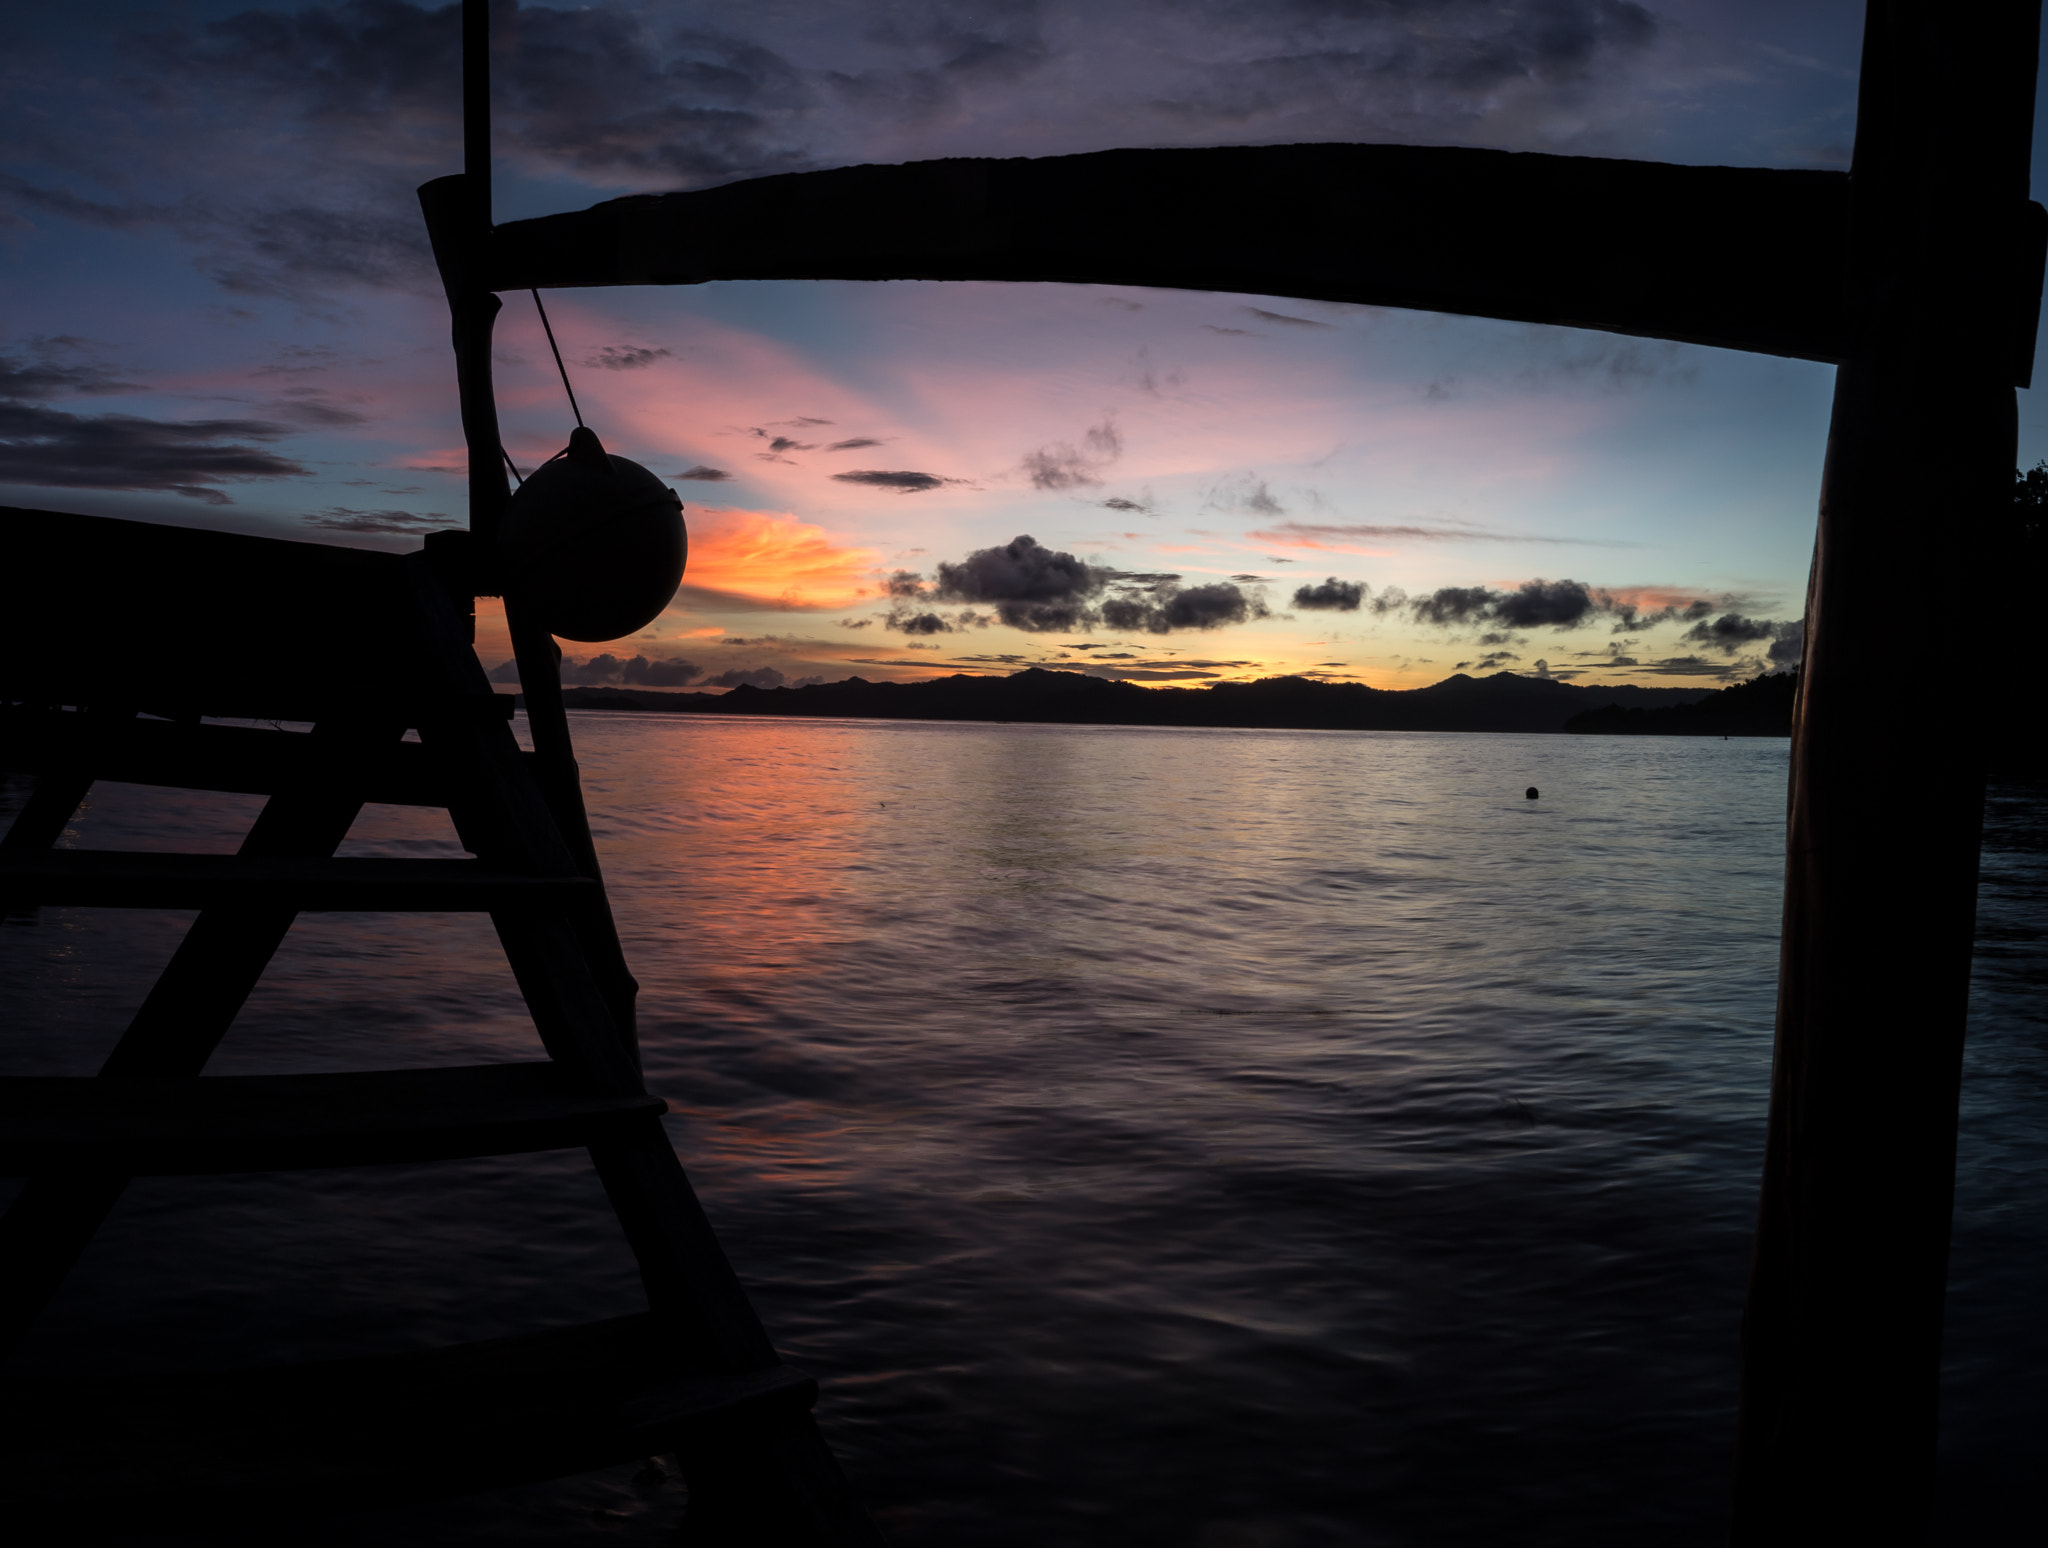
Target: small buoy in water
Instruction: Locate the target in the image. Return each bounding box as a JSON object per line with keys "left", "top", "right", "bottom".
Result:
{"left": 500, "top": 426, "right": 686, "bottom": 641}
{"left": 1525, "top": 786, "right": 1539, "bottom": 800}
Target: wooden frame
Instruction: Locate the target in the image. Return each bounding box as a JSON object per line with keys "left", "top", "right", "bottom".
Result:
{"left": 421, "top": 2, "right": 2044, "bottom": 1541}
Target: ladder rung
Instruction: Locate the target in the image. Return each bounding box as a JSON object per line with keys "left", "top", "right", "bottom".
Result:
{"left": 0, "top": 850, "right": 594, "bottom": 911}
{"left": 0, "top": 1315, "right": 816, "bottom": 1530}
{"left": 0, "top": 710, "right": 527, "bottom": 807}
{"left": 0, "top": 1063, "right": 665, "bottom": 1176}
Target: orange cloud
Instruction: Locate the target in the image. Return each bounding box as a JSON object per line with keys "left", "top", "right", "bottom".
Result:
{"left": 679, "top": 505, "right": 878, "bottom": 611}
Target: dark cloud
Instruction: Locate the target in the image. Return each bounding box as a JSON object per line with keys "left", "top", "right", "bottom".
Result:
{"left": 1394, "top": 578, "right": 1732, "bottom": 639}
{"left": 673, "top": 465, "right": 732, "bottom": 481}
{"left": 1100, "top": 496, "right": 1152, "bottom": 514}
{"left": 0, "top": 398, "right": 308, "bottom": 504}
{"left": 1022, "top": 416, "right": 1122, "bottom": 490}
{"left": 550, "top": 652, "right": 704, "bottom": 687}
{"left": 1494, "top": 578, "right": 1599, "bottom": 628}
{"left": 754, "top": 431, "right": 816, "bottom": 460}
{"left": 888, "top": 610, "right": 953, "bottom": 634}
{"left": 624, "top": 655, "right": 702, "bottom": 686}
{"left": 1245, "top": 307, "right": 1332, "bottom": 328}
{"left": 1409, "top": 585, "right": 1500, "bottom": 626}
{"left": 705, "top": 665, "right": 788, "bottom": 689}
{"left": 1292, "top": 576, "right": 1365, "bottom": 611}
{"left": 1608, "top": 596, "right": 1714, "bottom": 632}
{"left": 301, "top": 506, "right": 454, "bottom": 534}
{"left": 587, "top": 345, "right": 672, "bottom": 370}
{"left": 1203, "top": 325, "right": 1254, "bottom": 336}
{"left": 932, "top": 534, "right": 1104, "bottom": 632}
{"left": 883, "top": 569, "right": 928, "bottom": 598}
{"left": 919, "top": 537, "right": 1265, "bottom": 635}
{"left": 832, "top": 469, "right": 959, "bottom": 492}
{"left": 1640, "top": 655, "right": 1742, "bottom": 678}
{"left": 5, "top": 0, "right": 1700, "bottom": 310}
{"left": 1768, "top": 619, "right": 1805, "bottom": 670}
{"left": 826, "top": 437, "right": 883, "bottom": 450}
{"left": 1102, "top": 581, "right": 1270, "bottom": 633}
{"left": 0, "top": 341, "right": 141, "bottom": 399}
{"left": 1682, "top": 611, "right": 1780, "bottom": 653}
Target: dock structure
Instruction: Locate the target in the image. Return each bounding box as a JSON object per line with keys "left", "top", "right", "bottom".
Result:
{"left": 1, "top": 0, "right": 2036, "bottom": 1539}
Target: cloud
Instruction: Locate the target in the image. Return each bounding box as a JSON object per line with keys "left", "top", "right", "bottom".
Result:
{"left": 831, "top": 469, "right": 960, "bottom": 492}
{"left": 587, "top": 345, "right": 672, "bottom": 370}
{"left": 1021, "top": 416, "right": 1121, "bottom": 490}
{"left": 555, "top": 652, "right": 702, "bottom": 687}
{"left": 1253, "top": 520, "right": 1626, "bottom": 551}
{"left": 679, "top": 506, "right": 879, "bottom": 610}
{"left": 624, "top": 655, "right": 703, "bottom": 686}
{"left": 1768, "top": 619, "right": 1805, "bottom": 670}
{"left": 826, "top": 437, "right": 883, "bottom": 450}
{"left": 931, "top": 534, "right": 1104, "bottom": 632}
{"left": 913, "top": 535, "right": 1266, "bottom": 636}
{"left": 673, "top": 465, "right": 733, "bottom": 481}
{"left": 1682, "top": 611, "right": 1781, "bottom": 654}
{"left": 1292, "top": 577, "right": 1366, "bottom": 611}
{"left": 6, "top": 0, "right": 1698, "bottom": 310}
{"left": 1101, "top": 496, "right": 1152, "bottom": 514}
{"left": 704, "top": 665, "right": 787, "bottom": 689}
{"left": 887, "top": 610, "right": 953, "bottom": 634}
{"left": 1245, "top": 307, "right": 1332, "bottom": 329}
{"left": 301, "top": 506, "right": 455, "bottom": 534}
{"left": 1392, "top": 578, "right": 1728, "bottom": 637}
{"left": 1101, "top": 581, "right": 1269, "bottom": 633}
{"left": 0, "top": 340, "right": 141, "bottom": 399}
{"left": 1638, "top": 655, "right": 1743, "bottom": 678}
{"left": 0, "top": 398, "right": 308, "bottom": 504}
{"left": 1494, "top": 578, "right": 1600, "bottom": 628}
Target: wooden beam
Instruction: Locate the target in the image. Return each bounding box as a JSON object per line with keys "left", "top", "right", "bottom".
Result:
{"left": 1732, "top": 2, "right": 2043, "bottom": 1541}
{"left": 487, "top": 143, "right": 1866, "bottom": 365}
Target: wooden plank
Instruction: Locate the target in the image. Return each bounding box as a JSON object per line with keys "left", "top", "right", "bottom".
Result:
{"left": 0, "top": 1314, "right": 815, "bottom": 1531}
{"left": 485, "top": 144, "right": 1868, "bottom": 365}
{"left": 508, "top": 604, "right": 644, "bottom": 1067}
{"left": 1731, "top": 2, "right": 2043, "bottom": 1543}
{"left": 0, "top": 707, "right": 525, "bottom": 806}
{"left": 0, "top": 850, "right": 597, "bottom": 911}
{"left": 0, "top": 1063, "right": 666, "bottom": 1176}
{"left": 0, "top": 506, "right": 516, "bottom": 723}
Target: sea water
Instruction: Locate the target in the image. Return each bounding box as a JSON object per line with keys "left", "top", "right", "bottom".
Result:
{"left": 0, "top": 717, "right": 2040, "bottom": 1546}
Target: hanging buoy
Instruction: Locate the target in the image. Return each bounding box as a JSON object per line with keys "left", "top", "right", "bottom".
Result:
{"left": 1525, "top": 786, "right": 1539, "bottom": 799}
{"left": 499, "top": 426, "right": 686, "bottom": 641}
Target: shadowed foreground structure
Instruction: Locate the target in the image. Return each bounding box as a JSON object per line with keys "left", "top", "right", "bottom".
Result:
{"left": 429, "top": 0, "right": 2048, "bottom": 1538}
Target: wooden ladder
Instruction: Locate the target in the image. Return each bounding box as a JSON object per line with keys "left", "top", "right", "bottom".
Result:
{"left": 0, "top": 507, "right": 882, "bottom": 1543}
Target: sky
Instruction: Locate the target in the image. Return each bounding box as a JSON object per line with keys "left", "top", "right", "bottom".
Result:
{"left": 4, "top": 1, "right": 2044, "bottom": 694}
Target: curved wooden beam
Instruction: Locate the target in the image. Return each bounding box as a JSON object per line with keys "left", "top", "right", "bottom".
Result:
{"left": 486, "top": 143, "right": 1855, "bottom": 362}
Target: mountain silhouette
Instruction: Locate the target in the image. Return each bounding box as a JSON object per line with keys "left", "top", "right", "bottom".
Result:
{"left": 549, "top": 667, "right": 1714, "bottom": 734}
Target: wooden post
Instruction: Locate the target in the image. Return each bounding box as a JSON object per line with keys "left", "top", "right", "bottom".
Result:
{"left": 1732, "top": 3, "right": 2043, "bottom": 1542}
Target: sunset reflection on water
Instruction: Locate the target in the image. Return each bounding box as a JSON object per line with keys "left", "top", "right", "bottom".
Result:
{"left": 1, "top": 716, "right": 2039, "bottom": 1546}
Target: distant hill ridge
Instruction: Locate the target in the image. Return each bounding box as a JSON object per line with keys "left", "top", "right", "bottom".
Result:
{"left": 547, "top": 666, "right": 1722, "bottom": 734}
{"left": 1564, "top": 671, "right": 1798, "bottom": 737}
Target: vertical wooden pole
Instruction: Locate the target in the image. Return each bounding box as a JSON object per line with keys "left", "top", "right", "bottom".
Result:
{"left": 418, "top": 0, "right": 509, "bottom": 562}
{"left": 1732, "top": 3, "right": 2043, "bottom": 1542}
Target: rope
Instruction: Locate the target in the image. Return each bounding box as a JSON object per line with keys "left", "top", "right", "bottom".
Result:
{"left": 530, "top": 289, "right": 584, "bottom": 429}
{"left": 501, "top": 447, "right": 524, "bottom": 485}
